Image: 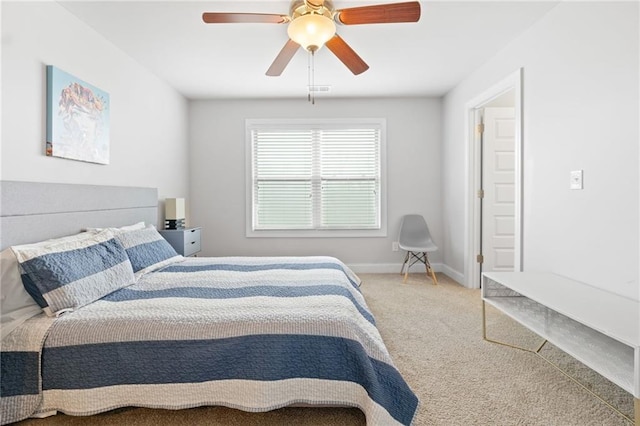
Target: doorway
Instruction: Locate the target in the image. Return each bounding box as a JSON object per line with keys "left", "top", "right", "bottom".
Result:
{"left": 465, "top": 69, "right": 523, "bottom": 289}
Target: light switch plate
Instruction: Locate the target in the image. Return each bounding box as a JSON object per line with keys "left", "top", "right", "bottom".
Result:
{"left": 570, "top": 170, "right": 583, "bottom": 190}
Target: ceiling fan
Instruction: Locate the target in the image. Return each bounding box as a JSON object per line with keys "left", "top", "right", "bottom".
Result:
{"left": 202, "top": 0, "right": 421, "bottom": 77}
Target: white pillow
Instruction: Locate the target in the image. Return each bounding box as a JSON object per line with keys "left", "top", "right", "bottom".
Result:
{"left": 0, "top": 248, "right": 42, "bottom": 339}
{"left": 85, "top": 221, "right": 146, "bottom": 233}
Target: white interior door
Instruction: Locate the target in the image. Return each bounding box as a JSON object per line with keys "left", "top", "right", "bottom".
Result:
{"left": 482, "top": 107, "right": 515, "bottom": 272}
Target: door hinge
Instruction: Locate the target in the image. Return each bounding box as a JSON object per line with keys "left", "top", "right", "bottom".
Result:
{"left": 477, "top": 254, "right": 484, "bottom": 263}
{"left": 476, "top": 123, "right": 485, "bottom": 135}
{"left": 477, "top": 189, "right": 484, "bottom": 199}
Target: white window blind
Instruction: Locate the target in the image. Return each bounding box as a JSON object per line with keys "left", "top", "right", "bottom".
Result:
{"left": 248, "top": 119, "right": 384, "bottom": 233}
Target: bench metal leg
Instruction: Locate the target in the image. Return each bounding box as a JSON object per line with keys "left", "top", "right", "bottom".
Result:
{"left": 482, "top": 301, "right": 544, "bottom": 353}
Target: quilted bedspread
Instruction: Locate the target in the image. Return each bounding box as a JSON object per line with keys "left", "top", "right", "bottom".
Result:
{"left": 1, "top": 256, "right": 418, "bottom": 425}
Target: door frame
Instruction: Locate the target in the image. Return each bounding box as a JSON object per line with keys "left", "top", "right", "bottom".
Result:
{"left": 464, "top": 68, "right": 523, "bottom": 289}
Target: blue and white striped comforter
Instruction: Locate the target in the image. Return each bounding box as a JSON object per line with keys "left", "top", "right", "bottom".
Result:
{"left": 1, "top": 256, "right": 418, "bottom": 425}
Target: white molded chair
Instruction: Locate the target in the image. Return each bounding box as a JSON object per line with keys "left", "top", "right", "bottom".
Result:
{"left": 398, "top": 214, "right": 438, "bottom": 284}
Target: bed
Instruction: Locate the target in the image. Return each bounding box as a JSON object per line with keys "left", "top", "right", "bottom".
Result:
{"left": 0, "top": 181, "right": 418, "bottom": 425}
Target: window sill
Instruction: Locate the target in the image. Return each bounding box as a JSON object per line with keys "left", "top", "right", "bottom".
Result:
{"left": 246, "top": 228, "right": 387, "bottom": 238}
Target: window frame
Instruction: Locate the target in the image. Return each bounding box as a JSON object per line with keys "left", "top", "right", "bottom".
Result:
{"left": 245, "top": 118, "right": 387, "bottom": 238}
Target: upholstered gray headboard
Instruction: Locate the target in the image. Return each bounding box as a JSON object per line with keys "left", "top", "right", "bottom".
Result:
{"left": 0, "top": 181, "right": 158, "bottom": 250}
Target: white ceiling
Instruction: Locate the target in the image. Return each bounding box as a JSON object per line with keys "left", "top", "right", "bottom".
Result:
{"left": 59, "top": 1, "right": 559, "bottom": 100}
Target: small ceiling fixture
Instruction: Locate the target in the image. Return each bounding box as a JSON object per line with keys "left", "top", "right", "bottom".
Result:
{"left": 287, "top": 12, "right": 336, "bottom": 53}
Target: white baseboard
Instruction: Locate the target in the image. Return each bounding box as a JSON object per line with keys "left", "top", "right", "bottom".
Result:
{"left": 441, "top": 264, "right": 464, "bottom": 285}
{"left": 346, "top": 262, "right": 464, "bottom": 285}
{"left": 346, "top": 263, "right": 444, "bottom": 274}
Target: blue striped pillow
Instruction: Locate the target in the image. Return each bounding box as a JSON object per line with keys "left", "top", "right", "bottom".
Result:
{"left": 12, "top": 230, "right": 135, "bottom": 316}
{"left": 115, "top": 225, "right": 182, "bottom": 278}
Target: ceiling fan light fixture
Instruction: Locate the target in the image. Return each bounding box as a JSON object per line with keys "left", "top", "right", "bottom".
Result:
{"left": 287, "top": 13, "right": 336, "bottom": 51}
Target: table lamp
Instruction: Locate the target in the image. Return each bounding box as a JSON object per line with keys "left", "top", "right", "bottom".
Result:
{"left": 165, "top": 198, "right": 185, "bottom": 230}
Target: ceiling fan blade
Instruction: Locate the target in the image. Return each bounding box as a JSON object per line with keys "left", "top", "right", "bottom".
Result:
{"left": 335, "top": 1, "right": 421, "bottom": 25}
{"left": 325, "top": 34, "right": 369, "bottom": 75}
{"left": 202, "top": 13, "right": 288, "bottom": 24}
{"left": 266, "top": 39, "right": 300, "bottom": 76}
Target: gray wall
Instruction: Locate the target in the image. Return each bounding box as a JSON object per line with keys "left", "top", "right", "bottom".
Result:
{"left": 189, "top": 97, "right": 442, "bottom": 271}
{"left": 1, "top": 1, "right": 190, "bottom": 218}
{"left": 442, "top": 2, "right": 639, "bottom": 299}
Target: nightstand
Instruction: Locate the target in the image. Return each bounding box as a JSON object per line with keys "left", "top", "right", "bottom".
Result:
{"left": 159, "top": 227, "right": 201, "bottom": 257}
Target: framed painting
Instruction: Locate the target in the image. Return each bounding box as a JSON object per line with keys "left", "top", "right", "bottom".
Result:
{"left": 46, "top": 66, "right": 110, "bottom": 165}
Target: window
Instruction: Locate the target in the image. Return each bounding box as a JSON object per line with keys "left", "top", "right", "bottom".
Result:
{"left": 246, "top": 119, "right": 386, "bottom": 237}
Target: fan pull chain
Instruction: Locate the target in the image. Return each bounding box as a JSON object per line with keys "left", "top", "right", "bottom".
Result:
{"left": 307, "top": 49, "right": 316, "bottom": 105}
{"left": 307, "top": 50, "right": 311, "bottom": 103}
{"left": 311, "top": 50, "right": 315, "bottom": 105}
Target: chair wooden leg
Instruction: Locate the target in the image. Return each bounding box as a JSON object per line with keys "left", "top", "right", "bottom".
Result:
{"left": 425, "top": 252, "right": 438, "bottom": 285}
{"left": 400, "top": 251, "right": 409, "bottom": 276}
{"left": 423, "top": 252, "right": 429, "bottom": 279}
{"left": 401, "top": 252, "right": 410, "bottom": 283}
{"left": 430, "top": 268, "right": 438, "bottom": 285}
{"left": 403, "top": 251, "right": 412, "bottom": 283}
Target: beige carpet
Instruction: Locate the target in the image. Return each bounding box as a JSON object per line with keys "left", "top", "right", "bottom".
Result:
{"left": 16, "top": 273, "right": 635, "bottom": 426}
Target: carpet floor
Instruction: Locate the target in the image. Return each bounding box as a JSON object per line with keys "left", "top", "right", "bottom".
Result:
{"left": 15, "top": 273, "right": 635, "bottom": 425}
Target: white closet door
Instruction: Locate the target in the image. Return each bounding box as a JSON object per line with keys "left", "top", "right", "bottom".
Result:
{"left": 482, "top": 107, "right": 515, "bottom": 272}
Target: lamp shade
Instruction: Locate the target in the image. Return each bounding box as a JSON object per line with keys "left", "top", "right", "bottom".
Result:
{"left": 165, "top": 198, "right": 185, "bottom": 220}
{"left": 287, "top": 13, "right": 336, "bottom": 51}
